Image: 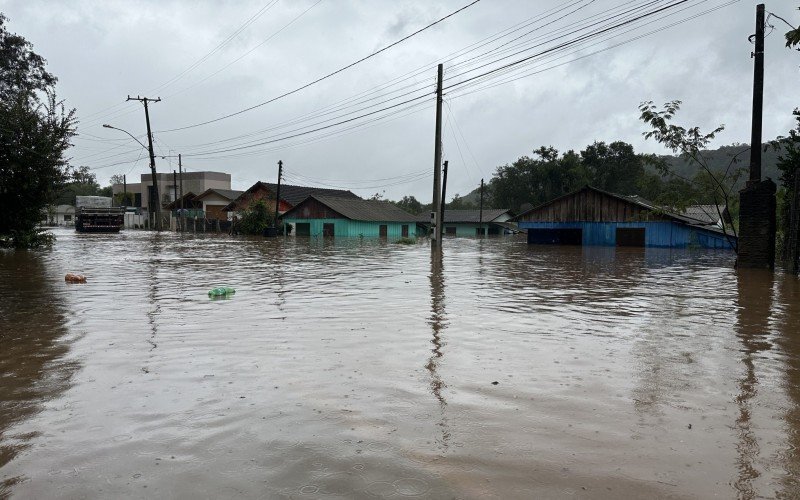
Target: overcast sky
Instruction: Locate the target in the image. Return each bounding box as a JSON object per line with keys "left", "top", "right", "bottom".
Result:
{"left": 2, "top": 0, "right": 798, "bottom": 201}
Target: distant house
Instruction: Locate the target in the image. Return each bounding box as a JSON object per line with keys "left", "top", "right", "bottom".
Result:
{"left": 164, "top": 192, "right": 203, "bottom": 217}
{"left": 418, "top": 209, "right": 515, "bottom": 237}
{"left": 112, "top": 171, "right": 232, "bottom": 214}
{"left": 193, "top": 188, "right": 243, "bottom": 220}
{"left": 223, "top": 182, "right": 359, "bottom": 217}
{"left": 515, "top": 185, "right": 735, "bottom": 249}
{"left": 42, "top": 204, "right": 75, "bottom": 226}
{"left": 281, "top": 195, "right": 418, "bottom": 238}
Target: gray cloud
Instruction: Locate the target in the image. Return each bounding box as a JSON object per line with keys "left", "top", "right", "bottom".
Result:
{"left": 2, "top": 0, "right": 797, "bottom": 201}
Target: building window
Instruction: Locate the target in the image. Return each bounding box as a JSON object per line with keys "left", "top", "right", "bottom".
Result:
{"left": 445, "top": 227, "right": 456, "bottom": 235}
{"left": 475, "top": 227, "right": 485, "bottom": 236}
{"left": 63, "top": 215, "right": 72, "bottom": 221}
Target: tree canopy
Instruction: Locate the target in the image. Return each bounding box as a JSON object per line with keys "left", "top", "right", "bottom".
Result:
{"left": 0, "top": 14, "right": 76, "bottom": 247}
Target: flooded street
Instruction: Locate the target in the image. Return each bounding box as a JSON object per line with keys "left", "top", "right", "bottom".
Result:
{"left": 1, "top": 229, "right": 799, "bottom": 498}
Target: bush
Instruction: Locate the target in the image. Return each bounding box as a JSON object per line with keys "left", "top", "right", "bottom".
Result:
{"left": 236, "top": 201, "right": 273, "bottom": 235}
{"left": 0, "top": 228, "right": 55, "bottom": 248}
{"left": 395, "top": 237, "right": 416, "bottom": 245}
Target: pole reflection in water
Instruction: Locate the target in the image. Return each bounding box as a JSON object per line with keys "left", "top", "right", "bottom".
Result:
{"left": 733, "top": 268, "right": 775, "bottom": 497}
{"left": 426, "top": 248, "right": 450, "bottom": 450}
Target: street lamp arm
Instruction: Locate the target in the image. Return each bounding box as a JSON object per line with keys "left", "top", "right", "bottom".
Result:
{"left": 102, "top": 124, "right": 149, "bottom": 152}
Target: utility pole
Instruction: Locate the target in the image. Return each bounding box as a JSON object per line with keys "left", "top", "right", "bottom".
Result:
{"left": 440, "top": 160, "right": 449, "bottom": 239}
{"left": 431, "top": 63, "right": 444, "bottom": 247}
{"left": 127, "top": 95, "right": 162, "bottom": 230}
{"left": 123, "top": 174, "right": 127, "bottom": 207}
{"left": 275, "top": 160, "right": 283, "bottom": 234}
{"left": 738, "top": 3, "right": 776, "bottom": 269}
{"left": 178, "top": 154, "right": 184, "bottom": 232}
{"left": 479, "top": 178, "right": 484, "bottom": 237}
{"left": 172, "top": 170, "right": 178, "bottom": 231}
{"left": 748, "top": 3, "right": 765, "bottom": 184}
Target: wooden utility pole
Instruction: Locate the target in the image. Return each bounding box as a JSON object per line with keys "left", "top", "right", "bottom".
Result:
{"left": 431, "top": 64, "right": 444, "bottom": 247}
{"left": 178, "top": 154, "right": 184, "bottom": 232}
{"left": 123, "top": 174, "right": 127, "bottom": 207}
{"left": 172, "top": 170, "right": 178, "bottom": 231}
{"left": 440, "top": 160, "right": 449, "bottom": 238}
{"left": 748, "top": 4, "right": 765, "bottom": 183}
{"left": 479, "top": 178, "right": 484, "bottom": 237}
{"left": 275, "top": 160, "right": 283, "bottom": 234}
{"left": 127, "top": 95, "right": 162, "bottom": 230}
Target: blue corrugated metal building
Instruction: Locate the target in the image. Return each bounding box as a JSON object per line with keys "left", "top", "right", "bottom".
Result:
{"left": 515, "top": 186, "right": 736, "bottom": 249}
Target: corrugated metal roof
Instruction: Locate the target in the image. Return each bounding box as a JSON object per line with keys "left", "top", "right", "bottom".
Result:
{"left": 416, "top": 209, "right": 511, "bottom": 223}
{"left": 194, "top": 188, "right": 243, "bottom": 201}
{"left": 284, "top": 195, "right": 419, "bottom": 222}
{"left": 681, "top": 205, "right": 725, "bottom": 225}
{"left": 223, "top": 182, "right": 360, "bottom": 211}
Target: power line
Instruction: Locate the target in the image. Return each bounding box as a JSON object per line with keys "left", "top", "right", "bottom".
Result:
{"left": 156, "top": 0, "right": 484, "bottom": 133}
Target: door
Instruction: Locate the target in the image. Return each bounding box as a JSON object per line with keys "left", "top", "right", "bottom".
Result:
{"left": 205, "top": 204, "right": 226, "bottom": 221}
{"left": 323, "top": 223, "right": 335, "bottom": 237}
{"left": 295, "top": 223, "right": 310, "bottom": 236}
{"left": 476, "top": 227, "right": 485, "bottom": 236}
{"left": 616, "top": 227, "right": 645, "bottom": 247}
{"left": 401, "top": 225, "right": 409, "bottom": 237}
{"left": 445, "top": 227, "right": 456, "bottom": 236}
{"left": 527, "top": 228, "right": 582, "bottom": 245}
{"left": 379, "top": 225, "right": 388, "bottom": 238}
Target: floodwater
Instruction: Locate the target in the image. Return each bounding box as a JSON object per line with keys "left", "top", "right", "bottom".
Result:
{"left": 1, "top": 229, "right": 799, "bottom": 499}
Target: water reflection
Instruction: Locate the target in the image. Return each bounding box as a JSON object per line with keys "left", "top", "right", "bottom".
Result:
{"left": 426, "top": 249, "right": 449, "bottom": 449}
{"left": 733, "top": 269, "right": 775, "bottom": 497}
{"left": 774, "top": 274, "right": 800, "bottom": 497}
{"left": 0, "top": 251, "right": 79, "bottom": 492}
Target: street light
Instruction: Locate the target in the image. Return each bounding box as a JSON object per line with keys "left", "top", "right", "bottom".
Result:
{"left": 102, "top": 123, "right": 162, "bottom": 231}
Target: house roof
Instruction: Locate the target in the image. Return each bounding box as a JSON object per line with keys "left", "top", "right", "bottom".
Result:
{"left": 194, "top": 188, "right": 243, "bottom": 202}
{"left": 283, "top": 195, "right": 418, "bottom": 222}
{"left": 164, "top": 192, "right": 199, "bottom": 210}
{"left": 681, "top": 204, "right": 726, "bottom": 225}
{"left": 514, "top": 185, "right": 734, "bottom": 237}
{"left": 223, "top": 181, "right": 359, "bottom": 211}
{"left": 416, "top": 209, "right": 512, "bottom": 224}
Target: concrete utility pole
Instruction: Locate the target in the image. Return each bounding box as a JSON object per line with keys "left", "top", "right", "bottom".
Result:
{"left": 748, "top": 3, "right": 765, "bottom": 184}
{"left": 479, "top": 178, "right": 484, "bottom": 237}
{"left": 738, "top": 3, "right": 776, "bottom": 269}
{"left": 127, "top": 95, "right": 162, "bottom": 231}
{"left": 440, "top": 160, "right": 449, "bottom": 239}
{"left": 431, "top": 64, "right": 444, "bottom": 247}
{"left": 275, "top": 160, "right": 283, "bottom": 234}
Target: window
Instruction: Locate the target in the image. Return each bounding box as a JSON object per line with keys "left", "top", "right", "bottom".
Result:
{"left": 63, "top": 214, "right": 72, "bottom": 221}
{"left": 445, "top": 227, "right": 456, "bottom": 235}
{"left": 616, "top": 228, "right": 646, "bottom": 247}
{"left": 475, "top": 227, "right": 485, "bottom": 236}
{"left": 295, "top": 223, "right": 310, "bottom": 236}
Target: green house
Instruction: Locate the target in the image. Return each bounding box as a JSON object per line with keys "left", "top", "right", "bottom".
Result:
{"left": 281, "top": 195, "right": 419, "bottom": 238}
{"left": 417, "top": 209, "right": 516, "bottom": 237}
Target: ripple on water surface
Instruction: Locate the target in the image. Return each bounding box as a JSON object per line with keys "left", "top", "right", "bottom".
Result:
{"left": 1, "top": 229, "right": 800, "bottom": 498}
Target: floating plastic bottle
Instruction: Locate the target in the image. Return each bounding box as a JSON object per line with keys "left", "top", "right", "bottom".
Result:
{"left": 208, "top": 287, "right": 236, "bottom": 297}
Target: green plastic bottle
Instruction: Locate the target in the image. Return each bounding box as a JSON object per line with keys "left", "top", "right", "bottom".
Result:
{"left": 208, "top": 287, "right": 236, "bottom": 297}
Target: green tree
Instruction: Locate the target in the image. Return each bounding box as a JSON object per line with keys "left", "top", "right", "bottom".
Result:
{"left": 639, "top": 100, "right": 740, "bottom": 251}
{"left": 581, "top": 141, "right": 644, "bottom": 195}
{"left": 54, "top": 165, "right": 102, "bottom": 205}
{"left": 0, "top": 14, "right": 76, "bottom": 247}
{"left": 394, "top": 195, "right": 424, "bottom": 214}
{"left": 445, "top": 193, "right": 477, "bottom": 210}
{"left": 489, "top": 146, "right": 589, "bottom": 212}
{"left": 774, "top": 110, "right": 800, "bottom": 271}
{"left": 236, "top": 200, "right": 273, "bottom": 235}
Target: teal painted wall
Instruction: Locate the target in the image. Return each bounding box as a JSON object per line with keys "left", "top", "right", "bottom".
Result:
{"left": 283, "top": 218, "right": 416, "bottom": 239}
{"left": 441, "top": 223, "right": 506, "bottom": 237}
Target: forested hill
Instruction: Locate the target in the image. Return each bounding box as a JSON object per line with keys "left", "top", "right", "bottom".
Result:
{"left": 660, "top": 143, "right": 782, "bottom": 185}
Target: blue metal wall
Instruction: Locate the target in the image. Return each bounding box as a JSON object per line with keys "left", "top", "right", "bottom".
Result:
{"left": 519, "top": 221, "right": 734, "bottom": 249}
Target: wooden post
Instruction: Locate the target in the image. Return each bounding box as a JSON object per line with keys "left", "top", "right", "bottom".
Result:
{"left": 431, "top": 64, "right": 444, "bottom": 247}
{"left": 440, "top": 160, "right": 448, "bottom": 239}
{"left": 479, "top": 178, "right": 484, "bottom": 237}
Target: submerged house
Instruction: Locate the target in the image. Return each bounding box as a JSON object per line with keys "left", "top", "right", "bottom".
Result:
{"left": 515, "top": 186, "right": 736, "bottom": 249}
{"left": 417, "top": 209, "right": 515, "bottom": 236}
{"left": 194, "top": 188, "right": 243, "bottom": 220}
{"left": 222, "top": 182, "right": 359, "bottom": 218}
{"left": 281, "top": 195, "right": 418, "bottom": 238}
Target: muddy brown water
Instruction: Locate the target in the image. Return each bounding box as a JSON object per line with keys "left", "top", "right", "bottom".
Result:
{"left": 1, "top": 229, "right": 799, "bottom": 499}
